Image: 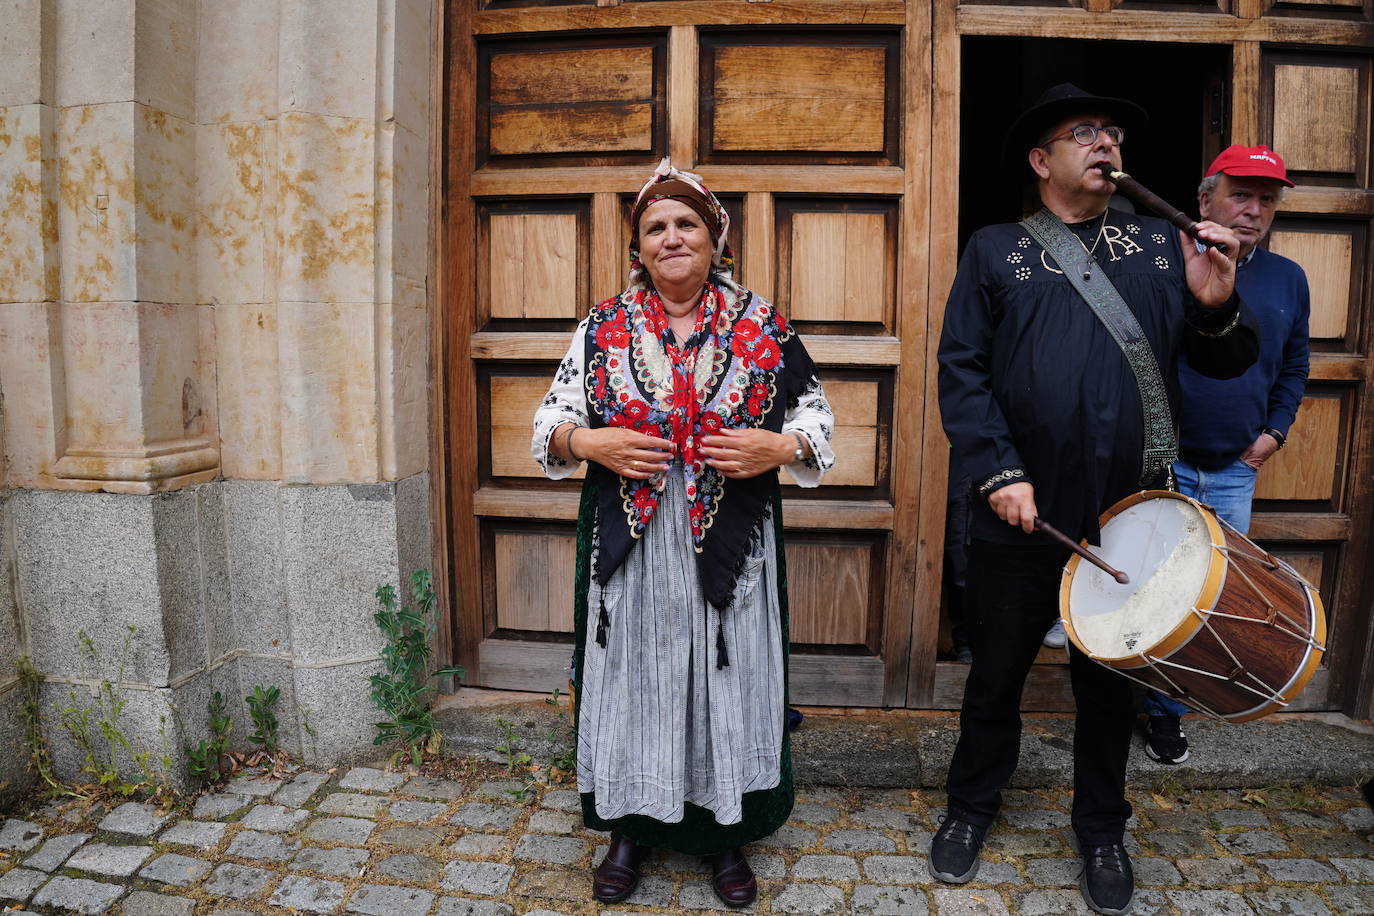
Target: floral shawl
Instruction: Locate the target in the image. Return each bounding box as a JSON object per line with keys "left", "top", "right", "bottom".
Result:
{"left": 583, "top": 276, "right": 817, "bottom": 611}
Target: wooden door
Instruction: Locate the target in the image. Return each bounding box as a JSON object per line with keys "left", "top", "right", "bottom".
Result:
{"left": 1251, "top": 47, "right": 1374, "bottom": 714}
{"left": 930, "top": 0, "right": 1374, "bottom": 714}
{"left": 443, "top": 0, "right": 938, "bottom": 707}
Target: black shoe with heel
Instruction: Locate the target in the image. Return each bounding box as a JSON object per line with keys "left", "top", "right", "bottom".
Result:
{"left": 592, "top": 832, "right": 648, "bottom": 903}
{"left": 709, "top": 848, "right": 757, "bottom": 907}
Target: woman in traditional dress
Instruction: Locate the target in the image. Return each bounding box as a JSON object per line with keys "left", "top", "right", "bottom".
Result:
{"left": 531, "top": 161, "right": 835, "bottom": 906}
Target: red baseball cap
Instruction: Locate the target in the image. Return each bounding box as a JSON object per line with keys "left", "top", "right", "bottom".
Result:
{"left": 1205, "top": 144, "right": 1294, "bottom": 187}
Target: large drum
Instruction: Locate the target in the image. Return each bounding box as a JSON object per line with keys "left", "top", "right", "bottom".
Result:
{"left": 1059, "top": 490, "right": 1325, "bottom": 722}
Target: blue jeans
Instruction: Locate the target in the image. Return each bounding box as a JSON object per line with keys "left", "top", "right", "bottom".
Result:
{"left": 1173, "top": 457, "right": 1258, "bottom": 535}
{"left": 1144, "top": 457, "right": 1259, "bottom": 719}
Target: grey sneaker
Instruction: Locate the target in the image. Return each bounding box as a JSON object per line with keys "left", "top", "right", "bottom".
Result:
{"left": 1144, "top": 714, "right": 1190, "bottom": 764}
{"left": 928, "top": 815, "right": 986, "bottom": 883}
{"left": 1043, "top": 619, "right": 1068, "bottom": 649}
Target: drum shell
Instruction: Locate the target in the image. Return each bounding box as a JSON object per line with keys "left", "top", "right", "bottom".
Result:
{"left": 1060, "top": 490, "right": 1326, "bottom": 723}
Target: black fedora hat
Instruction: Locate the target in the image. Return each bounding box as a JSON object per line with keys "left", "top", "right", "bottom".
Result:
{"left": 1003, "top": 83, "right": 1148, "bottom": 169}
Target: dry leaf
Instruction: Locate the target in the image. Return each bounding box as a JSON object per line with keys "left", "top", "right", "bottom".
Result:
{"left": 1150, "top": 792, "right": 1174, "bottom": 810}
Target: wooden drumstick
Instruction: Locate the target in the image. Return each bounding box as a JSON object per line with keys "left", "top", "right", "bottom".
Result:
{"left": 1034, "top": 517, "right": 1131, "bottom": 585}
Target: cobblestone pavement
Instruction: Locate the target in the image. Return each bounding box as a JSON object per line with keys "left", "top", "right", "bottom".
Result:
{"left": 2, "top": 763, "right": 1373, "bottom": 915}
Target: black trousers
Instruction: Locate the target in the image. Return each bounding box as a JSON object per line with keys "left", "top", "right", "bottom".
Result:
{"left": 944, "top": 539, "right": 1135, "bottom": 846}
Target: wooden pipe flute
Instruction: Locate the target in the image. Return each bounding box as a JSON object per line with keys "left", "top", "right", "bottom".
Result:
{"left": 1034, "top": 517, "right": 1131, "bottom": 585}
{"left": 1095, "top": 164, "right": 1228, "bottom": 255}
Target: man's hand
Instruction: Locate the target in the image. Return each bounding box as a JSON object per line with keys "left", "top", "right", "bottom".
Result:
{"left": 1240, "top": 431, "right": 1282, "bottom": 470}
{"left": 1181, "top": 222, "right": 1240, "bottom": 307}
{"left": 989, "top": 481, "right": 1038, "bottom": 534}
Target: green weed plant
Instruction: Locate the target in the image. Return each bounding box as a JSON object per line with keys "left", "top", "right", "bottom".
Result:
{"left": 369, "top": 569, "right": 464, "bottom": 766}
{"left": 184, "top": 691, "right": 233, "bottom": 784}
{"left": 56, "top": 627, "right": 174, "bottom": 802}
{"left": 246, "top": 684, "right": 282, "bottom": 753}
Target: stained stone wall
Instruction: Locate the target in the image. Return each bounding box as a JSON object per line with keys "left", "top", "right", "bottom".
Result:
{"left": 1, "top": 437, "right": 35, "bottom": 805}
{"left": 0, "top": 0, "right": 438, "bottom": 786}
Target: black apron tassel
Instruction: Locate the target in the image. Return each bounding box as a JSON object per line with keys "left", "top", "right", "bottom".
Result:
{"left": 716, "top": 612, "right": 730, "bottom": 669}
{"left": 595, "top": 594, "right": 609, "bottom": 648}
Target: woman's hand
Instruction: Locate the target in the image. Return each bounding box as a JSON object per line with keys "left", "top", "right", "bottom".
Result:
{"left": 700, "top": 428, "right": 795, "bottom": 479}
{"left": 574, "top": 426, "right": 674, "bottom": 480}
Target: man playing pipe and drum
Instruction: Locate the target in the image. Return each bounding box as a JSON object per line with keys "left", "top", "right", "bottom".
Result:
{"left": 935, "top": 83, "right": 1258, "bottom": 915}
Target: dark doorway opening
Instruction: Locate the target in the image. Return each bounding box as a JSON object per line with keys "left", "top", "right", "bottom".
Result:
{"left": 958, "top": 37, "right": 1232, "bottom": 253}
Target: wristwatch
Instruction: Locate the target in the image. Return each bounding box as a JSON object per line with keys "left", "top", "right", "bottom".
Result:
{"left": 1261, "top": 427, "right": 1287, "bottom": 449}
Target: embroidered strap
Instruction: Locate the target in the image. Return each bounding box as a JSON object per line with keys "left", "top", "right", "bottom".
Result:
{"left": 1021, "top": 208, "right": 1177, "bottom": 487}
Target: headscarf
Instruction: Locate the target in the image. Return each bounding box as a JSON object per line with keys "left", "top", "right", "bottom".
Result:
{"left": 580, "top": 160, "right": 821, "bottom": 651}
{"left": 627, "top": 159, "right": 737, "bottom": 292}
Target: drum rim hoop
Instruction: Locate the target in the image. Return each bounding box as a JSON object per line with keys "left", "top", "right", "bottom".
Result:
{"left": 1059, "top": 489, "right": 1228, "bottom": 665}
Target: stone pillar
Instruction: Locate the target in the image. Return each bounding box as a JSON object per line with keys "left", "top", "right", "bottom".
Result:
{"left": 199, "top": 0, "right": 435, "bottom": 764}
{"left": 51, "top": 0, "right": 217, "bottom": 494}
{"left": 0, "top": 0, "right": 437, "bottom": 782}
{"left": 0, "top": 0, "right": 57, "bottom": 802}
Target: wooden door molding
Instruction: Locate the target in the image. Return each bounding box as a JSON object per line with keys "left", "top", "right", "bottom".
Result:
{"left": 901, "top": 0, "right": 956, "bottom": 714}
{"left": 442, "top": 0, "right": 484, "bottom": 685}
{"left": 428, "top": 0, "right": 454, "bottom": 684}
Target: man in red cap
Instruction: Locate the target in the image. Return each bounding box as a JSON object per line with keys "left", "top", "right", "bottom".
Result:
{"left": 1142, "top": 145, "right": 1311, "bottom": 765}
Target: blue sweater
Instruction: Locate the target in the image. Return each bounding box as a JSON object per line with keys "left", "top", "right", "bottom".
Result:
{"left": 1178, "top": 247, "right": 1310, "bottom": 469}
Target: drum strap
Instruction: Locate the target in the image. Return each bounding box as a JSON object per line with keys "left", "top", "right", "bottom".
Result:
{"left": 1021, "top": 207, "right": 1177, "bottom": 488}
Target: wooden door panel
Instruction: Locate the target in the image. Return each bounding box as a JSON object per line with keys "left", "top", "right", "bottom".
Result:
{"left": 487, "top": 212, "right": 582, "bottom": 318}
{"left": 711, "top": 45, "right": 888, "bottom": 153}
{"left": 775, "top": 198, "right": 899, "bottom": 334}
{"left": 479, "top": 199, "right": 590, "bottom": 326}
{"left": 784, "top": 377, "right": 882, "bottom": 489}
{"left": 1269, "top": 218, "right": 1366, "bottom": 351}
{"left": 492, "top": 527, "right": 576, "bottom": 634}
{"left": 487, "top": 373, "right": 586, "bottom": 481}
{"left": 1247, "top": 45, "right": 1374, "bottom": 713}
{"left": 1266, "top": 0, "right": 1370, "bottom": 18}
{"left": 1264, "top": 53, "right": 1370, "bottom": 187}
{"left": 785, "top": 535, "right": 883, "bottom": 650}
{"left": 478, "top": 33, "right": 668, "bottom": 168}
{"left": 1255, "top": 391, "right": 1344, "bottom": 503}
{"left": 698, "top": 30, "right": 902, "bottom": 166}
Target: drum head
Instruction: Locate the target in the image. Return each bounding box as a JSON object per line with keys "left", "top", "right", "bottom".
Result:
{"left": 1066, "top": 493, "right": 1219, "bottom": 662}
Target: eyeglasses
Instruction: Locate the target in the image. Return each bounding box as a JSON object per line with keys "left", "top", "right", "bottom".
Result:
{"left": 1041, "top": 124, "right": 1125, "bottom": 147}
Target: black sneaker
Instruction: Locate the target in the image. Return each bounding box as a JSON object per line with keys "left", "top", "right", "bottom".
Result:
{"left": 927, "top": 815, "right": 986, "bottom": 883}
{"left": 1144, "top": 714, "right": 1189, "bottom": 764}
{"left": 1080, "top": 843, "right": 1134, "bottom": 915}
